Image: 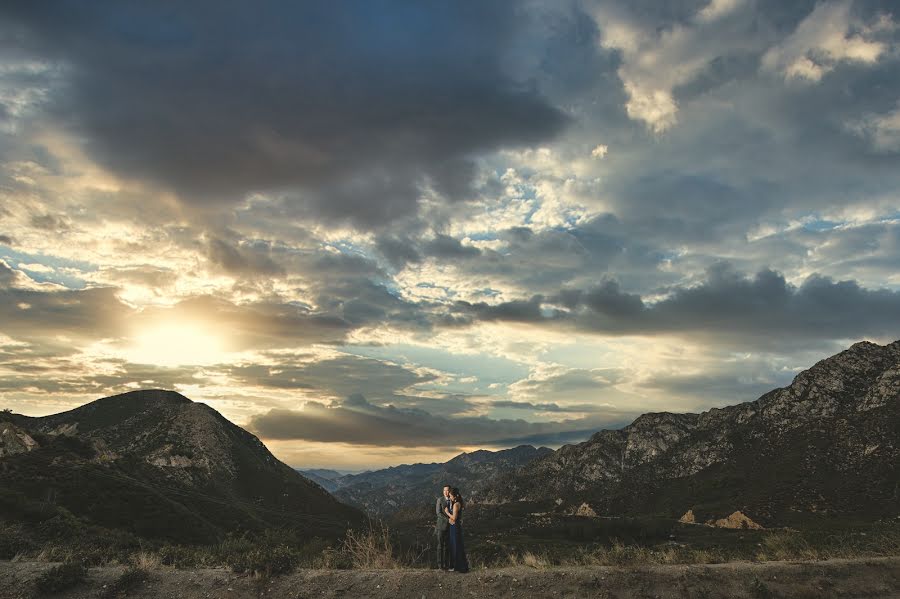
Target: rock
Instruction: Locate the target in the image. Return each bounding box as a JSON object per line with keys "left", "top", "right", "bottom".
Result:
{"left": 0, "top": 422, "right": 39, "bottom": 458}
{"left": 679, "top": 509, "right": 695, "bottom": 524}
{"left": 707, "top": 511, "right": 763, "bottom": 529}
{"left": 573, "top": 502, "right": 597, "bottom": 517}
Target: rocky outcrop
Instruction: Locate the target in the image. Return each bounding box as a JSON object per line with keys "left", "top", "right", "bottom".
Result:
{"left": 481, "top": 339, "right": 900, "bottom": 525}
{"left": 708, "top": 511, "right": 763, "bottom": 529}
{"left": 679, "top": 509, "right": 696, "bottom": 524}
{"left": 572, "top": 502, "right": 598, "bottom": 517}
{"left": 0, "top": 422, "right": 38, "bottom": 457}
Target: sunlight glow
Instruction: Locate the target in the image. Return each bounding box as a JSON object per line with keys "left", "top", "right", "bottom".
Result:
{"left": 124, "top": 322, "right": 229, "bottom": 367}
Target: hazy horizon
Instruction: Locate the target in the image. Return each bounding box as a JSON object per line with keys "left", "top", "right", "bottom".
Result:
{"left": 2, "top": 1, "right": 900, "bottom": 469}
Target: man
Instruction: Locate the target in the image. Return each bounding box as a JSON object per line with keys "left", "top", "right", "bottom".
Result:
{"left": 435, "top": 484, "right": 451, "bottom": 570}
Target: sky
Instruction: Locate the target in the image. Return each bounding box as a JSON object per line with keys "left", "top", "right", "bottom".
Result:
{"left": 1, "top": 0, "right": 899, "bottom": 469}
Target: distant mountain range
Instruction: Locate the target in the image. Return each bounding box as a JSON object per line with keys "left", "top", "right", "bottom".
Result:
{"left": 300, "top": 339, "right": 899, "bottom": 529}
{"left": 300, "top": 445, "right": 553, "bottom": 518}
{"left": 297, "top": 468, "right": 349, "bottom": 493}
{"left": 479, "top": 340, "right": 900, "bottom": 527}
{"left": 1, "top": 339, "right": 896, "bottom": 547}
{"left": 0, "top": 390, "right": 365, "bottom": 544}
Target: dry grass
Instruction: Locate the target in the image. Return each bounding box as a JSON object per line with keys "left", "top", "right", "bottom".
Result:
{"left": 340, "top": 522, "right": 402, "bottom": 569}
{"left": 34, "top": 544, "right": 75, "bottom": 563}
{"left": 130, "top": 550, "right": 162, "bottom": 571}
{"left": 507, "top": 551, "right": 551, "bottom": 569}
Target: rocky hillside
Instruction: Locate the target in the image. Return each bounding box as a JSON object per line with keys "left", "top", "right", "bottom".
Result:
{"left": 331, "top": 445, "right": 552, "bottom": 518}
{"left": 0, "top": 390, "right": 365, "bottom": 543}
{"left": 481, "top": 340, "right": 900, "bottom": 527}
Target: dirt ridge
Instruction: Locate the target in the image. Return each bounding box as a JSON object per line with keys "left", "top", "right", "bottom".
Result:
{"left": 2, "top": 556, "right": 899, "bottom": 599}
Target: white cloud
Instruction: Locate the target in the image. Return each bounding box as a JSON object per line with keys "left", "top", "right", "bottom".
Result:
{"left": 591, "top": 2, "right": 755, "bottom": 133}
{"left": 591, "top": 144, "right": 609, "bottom": 159}
{"left": 847, "top": 102, "right": 900, "bottom": 152}
{"left": 761, "top": 1, "right": 892, "bottom": 82}
{"left": 696, "top": 0, "right": 745, "bottom": 24}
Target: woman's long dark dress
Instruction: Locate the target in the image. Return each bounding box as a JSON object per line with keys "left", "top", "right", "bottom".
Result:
{"left": 448, "top": 501, "right": 469, "bottom": 573}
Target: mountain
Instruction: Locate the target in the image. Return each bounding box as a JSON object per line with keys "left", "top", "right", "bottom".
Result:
{"left": 332, "top": 445, "right": 553, "bottom": 518}
{"left": 0, "top": 389, "right": 365, "bottom": 544}
{"left": 297, "top": 468, "right": 347, "bottom": 492}
{"left": 481, "top": 340, "right": 900, "bottom": 527}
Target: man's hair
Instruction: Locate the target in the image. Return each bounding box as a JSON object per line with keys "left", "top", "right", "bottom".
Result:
{"left": 442, "top": 484, "right": 451, "bottom": 490}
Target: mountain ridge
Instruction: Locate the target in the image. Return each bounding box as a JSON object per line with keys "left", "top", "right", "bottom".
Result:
{"left": 1, "top": 389, "right": 365, "bottom": 543}
{"left": 327, "top": 444, "right": 553, "bottom": 517}
{"left": 479, "top": 339, "right": 900, "bottom": 526}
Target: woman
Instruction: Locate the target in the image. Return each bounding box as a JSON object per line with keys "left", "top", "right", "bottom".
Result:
{"left": 443, "top": 487, "right": 469, "bottom": 573}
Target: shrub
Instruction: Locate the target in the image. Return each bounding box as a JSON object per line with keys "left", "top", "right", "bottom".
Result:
{"left": 34, "top": 561, "right": 88, "bottom": 595}
{"left": 38, "top": 511, "right": 85, "bottom": 540}
{"left": 341, "top": 522, "right": 401, "bottom": 569}
{"left": 228, "top": 544, "right": 299, "bottom": 577}
{"left": 0, "top": 523, "right": 36, "bottom": 559}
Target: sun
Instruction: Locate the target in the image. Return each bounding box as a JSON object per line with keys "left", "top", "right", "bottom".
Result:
{"left": 124, "top": 321, "right": 229, "bottom": 367}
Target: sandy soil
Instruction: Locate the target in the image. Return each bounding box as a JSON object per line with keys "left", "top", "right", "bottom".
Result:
{"left": 2, "top": 556, "right": 899, "bottom": 599}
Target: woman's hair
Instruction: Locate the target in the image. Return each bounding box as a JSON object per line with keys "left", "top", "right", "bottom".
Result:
{"left": 450, "top": 487, "right": 464, "bottom": 506}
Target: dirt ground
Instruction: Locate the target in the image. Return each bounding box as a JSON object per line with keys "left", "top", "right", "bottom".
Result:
{"left": 2, "top": 556, "right": 899, "bottom": 599}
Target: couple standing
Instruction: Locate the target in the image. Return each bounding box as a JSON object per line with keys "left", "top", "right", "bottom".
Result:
{"left": 435, "top": 484, "right": 468, "bottom": 572}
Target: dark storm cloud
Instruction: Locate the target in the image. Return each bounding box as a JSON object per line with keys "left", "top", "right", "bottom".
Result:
{"left": 1, "top": 1, "right": 570, "bottom": 228}
{"left": 490, "top": 400, "right": 604, "bottom": 413}
{"left": 374, "top": 235, "right": 422, "bottom": 270}
{"left": 226, "top": 352, "right": 481, "bottom": 417}
{"left": 229, "top": 354, "right": 431, "bottom": 398}
{"left": 0, "top": 235, "right": 14, "bottom": 246}
{"left": 448, "top": 261, "right": 900, "bottom": 347}
{"left": 422, "top": 235, "right": 482, "bottom": 260}
{"left": 641, "top": 262, "right": 900, "bottom": 344}
{"left": 205, "top": 237, "right": 285, "bottom": 278}
{"left": 454, "top": 295, "right": 552, "bottom": 324}
{"left": 246, "top": 392, "right": 637, "bottom": 447}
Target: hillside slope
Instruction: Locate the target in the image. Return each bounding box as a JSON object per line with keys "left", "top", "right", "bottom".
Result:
{"left": 482, "top": 340, "right": 900, "bottom": 526}
{"left": 0, "top": 390, "right": 364, "bottom": 543}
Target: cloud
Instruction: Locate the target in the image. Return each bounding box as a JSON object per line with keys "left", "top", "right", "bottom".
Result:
{"left": 449, "top": 261, "right": 900, "bottom": 349}
{"left": 0, "top": 260, "right": 129, "bottom": 344}
{"left": 205, "top": 236, "right": 285, "bottom": 278}
{"left": 1, "top": 1, "right": 569, "bottom": 228}
{"left": 847, "top": 101, "right": 900, "bottom": 152}
{"left": 761, "top": 1, "right": 893, "bottom": 82}
{"left": 696, "top": 0, "right": 746, "bottom": 24}
{"left": 589, "top": 0, "right": 757, "bottom": 132}
{"left": 507, "top": 365, "right": 628, "bottom": 403}
{"left": 490, "top": 400, "right": 607, "bottom": 413}
{"left": 227, "top": 353, "right": 444, "bottom": 406}
{"left": 246, "top": 392, "right": 636, "bottom": 447}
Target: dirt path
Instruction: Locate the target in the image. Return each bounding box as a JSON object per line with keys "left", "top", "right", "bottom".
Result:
{"left": 2, "top": 556, "right": 899, "bottom": 599}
